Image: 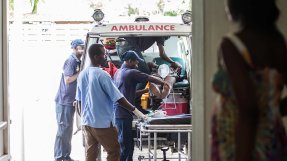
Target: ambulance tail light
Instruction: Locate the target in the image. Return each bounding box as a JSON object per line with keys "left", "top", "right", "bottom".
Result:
{"left": 182, "top": 10, "right": 192, "bottom": 24}
{"left": 92, "top": 9, "right": 104, "bottom": 22}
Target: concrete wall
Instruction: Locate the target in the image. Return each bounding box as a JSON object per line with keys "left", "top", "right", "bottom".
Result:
{"left": 192, "top": 0, "right": 287, "bottom": 161}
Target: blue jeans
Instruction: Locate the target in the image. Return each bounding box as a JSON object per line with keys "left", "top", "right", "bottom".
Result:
{"left": 115, "top": 118, "right": 134, "bottom": 161}
{"left": 54, "top": 103, "right": 75, "bottom": 160}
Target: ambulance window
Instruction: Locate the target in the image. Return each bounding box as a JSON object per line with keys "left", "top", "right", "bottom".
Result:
{"left": 178, "top": 38, "right": 186, "bottom": 56}
{"left": 164, "top": 36, "right": 180, "bottom": 57}
{"left": 143, "top": 36, "right": 185, "bottom": 62}
{"left": 143, "top": 43, "right": 159, "bottom": 62}
{"left": 185, "top": 36, "right": 192, "bottom": 56}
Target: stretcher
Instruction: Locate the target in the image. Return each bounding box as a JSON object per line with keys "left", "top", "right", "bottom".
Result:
{"left": 136, "top": 114, "right": 192, "bottom": 161}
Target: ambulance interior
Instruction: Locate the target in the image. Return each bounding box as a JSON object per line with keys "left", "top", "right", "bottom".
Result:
{"left": 83, "top": 35, "right": 191, "bottom": 115}
{"left": 82, "top": 35, "right": 192, "bottom": 160}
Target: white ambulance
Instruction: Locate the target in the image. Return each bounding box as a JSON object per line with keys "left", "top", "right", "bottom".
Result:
{"left": 81, "top": 9, "right": 192, "bottom": 114}
{"left": 78, "top": 9, "right": 192, "bottom": 160}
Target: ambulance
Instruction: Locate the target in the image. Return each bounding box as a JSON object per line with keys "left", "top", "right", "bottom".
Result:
{"left": 78, "top": 9, "right": 192, "bottom": 159}
{"left": 81, "top": 9, "right": 192, "bottom": 114}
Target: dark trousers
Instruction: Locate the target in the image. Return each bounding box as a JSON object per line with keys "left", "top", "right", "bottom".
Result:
{"left": 54, "top": 103, "right": 75, "bottom": 160}
{"left": 115, "top": 118, "right": 134, "bottom": 161}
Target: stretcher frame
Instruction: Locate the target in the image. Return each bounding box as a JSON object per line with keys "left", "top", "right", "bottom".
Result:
{"left": 136, "top": 122, "right": 192, "bottom": 161}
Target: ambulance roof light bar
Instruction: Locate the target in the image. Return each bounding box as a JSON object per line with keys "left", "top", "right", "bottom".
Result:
{"left": 92, "top": 9, "right": 105, "bottom": 23}
{"left": 135, "top": 16, "right": 149, "bottom": 22}
{"left": 182, "top": 10, "right": 192, "bottom": 24}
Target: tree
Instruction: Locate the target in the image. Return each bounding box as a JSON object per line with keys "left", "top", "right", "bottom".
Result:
{"left": 164, "top": 10, "right": 177, "bottom": 16}
{"left": 127, "top": 4, "right": 139, "bottom": 16}
{"left": 9, "top": 0, "right": 14, "bottom": 16}
{"left": 157, "top": 0, "right": 164, "bottom": 14}
{"left": 30, "top": 0, "right": 40, "bottom": 14}
{"left": 87, "top": 0, "right": 103, "bottom": 9}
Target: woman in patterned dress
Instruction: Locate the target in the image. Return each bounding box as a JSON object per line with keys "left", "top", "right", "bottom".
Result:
{"left": 211, "top": 0, "right": 287, "bottom": 160}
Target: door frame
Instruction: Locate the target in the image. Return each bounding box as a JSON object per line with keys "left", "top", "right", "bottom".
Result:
{"left": 0, "top": 0, "right": 10, "bottom": 160}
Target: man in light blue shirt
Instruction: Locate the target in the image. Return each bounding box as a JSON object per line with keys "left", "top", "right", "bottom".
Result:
{"left": 76, "top": 44, "right": 146, "bottom": 161}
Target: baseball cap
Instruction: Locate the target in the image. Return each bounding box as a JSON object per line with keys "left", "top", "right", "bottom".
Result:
{"left": 71, "top": 39, "right": 85, "bottom": 48}
{"left": 122, "top": 50, "right": 144, "bottom": 62}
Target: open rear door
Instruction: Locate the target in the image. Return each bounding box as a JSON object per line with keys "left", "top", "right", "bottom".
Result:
{"left": 0, "top": 0, "right": 10, "bottom": 161}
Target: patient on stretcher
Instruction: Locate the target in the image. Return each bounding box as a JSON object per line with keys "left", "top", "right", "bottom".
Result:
{"left": 147, "top": 62, "right": 178, "bottom": 99}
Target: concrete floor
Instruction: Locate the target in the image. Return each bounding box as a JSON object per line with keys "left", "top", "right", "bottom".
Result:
{"left": 72, "top": 131, "right": 189, "bottom": 161}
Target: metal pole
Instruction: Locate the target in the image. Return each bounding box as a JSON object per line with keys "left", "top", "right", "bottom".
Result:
{"left": 153, "top": 132, "right": 157, "bottom": 161}
{"left": 178, "top": 132, "right": 181, "bottom": 161}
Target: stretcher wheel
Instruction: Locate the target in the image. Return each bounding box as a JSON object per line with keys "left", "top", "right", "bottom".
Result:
{"left": 138, "top": 155, "right": 145, "bottom": 161}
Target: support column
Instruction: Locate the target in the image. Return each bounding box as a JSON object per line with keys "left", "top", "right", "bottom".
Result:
{"left": 278, "top": 0, "right": 287, "bottom": 136}
{"left": 192, "top": 0, "right": 229, "bottom": 160}
{"left": 0, "top": 0, "right": 10, "bottom": 161}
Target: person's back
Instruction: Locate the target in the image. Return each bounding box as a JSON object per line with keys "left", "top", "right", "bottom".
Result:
{"left": 78, "top": 66, "right": 121, "bottom": 128}
{"left": 76, "top": 44, "right": 146, "bottom": 161}
{"left": 212, "top": 32, "right": 287, "bottom": 160}
{"left": 113, "top": 66, "right": 149, "bottom": 118}
{"left": 236, "top": 29, "right": 286, "bottom": 69}
{"left": 113, "top": 50, "right": 166, "bottom": 161}
{"left": 211, "top": 0, "right": 287, "bottom": 160}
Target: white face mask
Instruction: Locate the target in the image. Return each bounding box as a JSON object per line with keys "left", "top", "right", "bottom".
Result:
{"left": 158, "top": 64, "right": 170, "bottom": 79}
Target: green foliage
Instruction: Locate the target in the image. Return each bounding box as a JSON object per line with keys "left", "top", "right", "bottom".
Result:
{"left": 30, "top": 0, "right": 40, "bottom": 14}
{"left": 9, "top": 0, "right": 14, "bottom": 12}
{"left": 9, "top": 0, "right": 191, "bottom": 17}
{"left": 157, "top": 0, "right": 164, "bottom": 14}
{"left": 164, "top": 11, "right": 178, "bottom": 16}
{"left": 89, "top": 0, "right": 103, "bottom": 10}
{"left": 127, "top": 4, "right": 139, "bottom": 16}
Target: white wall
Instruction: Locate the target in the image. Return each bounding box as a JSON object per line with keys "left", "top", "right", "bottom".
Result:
{"left": 192, "top": 0, "right": 287, "bottom": 161}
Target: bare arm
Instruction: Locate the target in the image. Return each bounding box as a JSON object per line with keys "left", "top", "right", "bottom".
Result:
{"left": 147, "top": 75, "right": 165, "bottom": 85}
{"left": 136, "top": 88, "right": 149, "bottom": 97}
{"left": 148, "top": 75, "right": 174, "bottom": 99}
{"left": 117, "top": 97, "right": 146, "bottom": 119}
{"left": 221, "top": 38, "right": 258, "bottom": 161}
{"left": 117, "top": 97, "right": 136, "bottom": 112}
{"left": 158, "top": 44, "right": 173, "bottom": 63}
{"left": 158, "top": 44, "right": 182, "bottom": 70}
{"left": 64, "top": 72, "right": 80, "bottom": 84}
